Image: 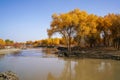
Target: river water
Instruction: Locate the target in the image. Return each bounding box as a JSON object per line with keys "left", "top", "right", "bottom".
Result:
{"left": 0, "top": 48, "right": 120, "bottom": 80}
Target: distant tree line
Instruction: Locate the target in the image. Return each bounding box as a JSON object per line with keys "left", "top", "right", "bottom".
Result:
{"left": 0, "top": 38, "right": 74, "bottom": 49}
{"left": 25, "top": 38, "right": 75, "bottom": 47}
{"left": 0, "top": 39, "right": 14, "bottom": 48}
{"left": 0, "top": 39, "right": 26, "bottom": 49}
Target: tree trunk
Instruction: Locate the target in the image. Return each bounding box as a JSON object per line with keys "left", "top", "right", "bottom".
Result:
{"left": 68, "top": 36, "right": 71, "bottom": 54}
{"left": 80, "top": 35, "right": 85, "bottom": 48}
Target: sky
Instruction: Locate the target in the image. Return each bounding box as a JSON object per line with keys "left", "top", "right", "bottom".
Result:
{"left": 0, "top": 0, "right": 120, "bottom": 42}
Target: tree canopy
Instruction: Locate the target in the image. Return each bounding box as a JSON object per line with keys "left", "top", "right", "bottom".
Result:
{"left": 48, "top": 8, "right": 120, "bottom": 50}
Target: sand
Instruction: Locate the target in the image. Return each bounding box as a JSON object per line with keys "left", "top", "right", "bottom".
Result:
{"left": 0, "top": 49, "right": 21, "bottom": 55}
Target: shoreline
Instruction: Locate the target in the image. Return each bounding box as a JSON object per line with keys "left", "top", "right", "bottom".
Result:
{"left": 0, "top": 48, "right": 21, "bottom": 55}
{"left": 0, "top": 47, "right": 120, "bottom": 61}
{"left": 56, "top": 47, "right": 120, "bottom": 60}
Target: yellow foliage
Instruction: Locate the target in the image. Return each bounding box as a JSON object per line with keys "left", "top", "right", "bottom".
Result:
{"left": 48, "top": 8, "right": 120, "bottom": 47}
{"left": 0, "top": 39, "right": 5, "bottom": 45}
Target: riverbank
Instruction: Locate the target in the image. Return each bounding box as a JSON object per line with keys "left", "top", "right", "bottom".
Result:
{"left": 57, "top": 47, "right": 120, "bottom": 60}
{"left": 0, "top": 49, "right": 21, "bottom": 55}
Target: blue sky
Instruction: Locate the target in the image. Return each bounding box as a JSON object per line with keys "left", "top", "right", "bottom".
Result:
{"left": 0, "top": 0, "right": 120, "bottom": 42}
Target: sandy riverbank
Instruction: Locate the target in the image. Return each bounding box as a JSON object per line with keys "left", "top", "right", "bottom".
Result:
{"left": 0, "top": 49, "right": 21, "bottom": 55}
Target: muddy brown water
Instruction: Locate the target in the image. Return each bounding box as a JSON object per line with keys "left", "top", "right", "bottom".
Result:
{"left": 0, "top": 48, "right": 120, "bottom": 80}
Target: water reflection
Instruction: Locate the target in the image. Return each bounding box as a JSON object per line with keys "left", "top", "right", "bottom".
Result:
{"left": 47, "top": 59, "right": 120, "bottom": 80}
{"left": 0, "top": 54, "right": 6, "bottom": 61}
{"left": 97, "top": 61, "right": 112, "bottom": 72}
{"left": 0, "top": 48, "right": 120, "bottom": 80}
{"left": 6, "top": 48, "right": 57, "bottom": 58}
{"left": 0, "top": 54, "right": 5, "bottom": 58}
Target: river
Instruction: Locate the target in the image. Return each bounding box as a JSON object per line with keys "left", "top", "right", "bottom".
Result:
{"left": 0, "top": 48, "right": 120, "bottom": 80}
